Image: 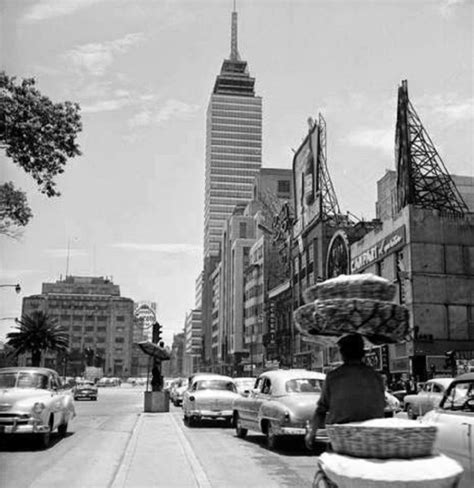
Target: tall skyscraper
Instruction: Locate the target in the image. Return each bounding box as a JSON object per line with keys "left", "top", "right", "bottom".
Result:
{"left": 201, "top": 7, "right": 262, "bottom": 366}
{"left": 203, "top": 7, "right": 262, "bottom": 259}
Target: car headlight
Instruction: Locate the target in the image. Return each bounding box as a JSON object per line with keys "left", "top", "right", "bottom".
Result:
{"left": 33, "top": 402, "right": 46, "bottom": 415}
{"left": 284, "top": 410, "right": 291, "bottom": 423}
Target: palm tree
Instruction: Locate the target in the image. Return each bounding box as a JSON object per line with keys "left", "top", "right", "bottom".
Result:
{"left": 6, "top": 311, "right": 69, "bottom": 366}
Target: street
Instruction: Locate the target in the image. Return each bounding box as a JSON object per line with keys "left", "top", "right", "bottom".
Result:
{"left": 0, "top": 386, "right": 319, "bottom": 488}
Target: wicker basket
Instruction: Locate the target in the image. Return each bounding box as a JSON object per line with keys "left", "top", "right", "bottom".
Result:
{"left": 326, "top": 419, "right": 437, "bottom": 459}
{"left": 294, "top": 298, "right": 410, "bottom": 344}
{"left": 304, "top": 274, "right": 396, "bottom": 303}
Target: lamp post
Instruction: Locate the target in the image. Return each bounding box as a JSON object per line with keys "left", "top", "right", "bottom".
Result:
{"left": 0, "top": 284, "right": 21, "bottom": 294}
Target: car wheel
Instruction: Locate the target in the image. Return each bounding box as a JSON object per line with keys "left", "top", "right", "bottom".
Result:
{"left": 266, "top": 421, "right": 280, "bottom": 450}
{"left": 188, "top": 416, "right": 197, "bottom": 427}
{"left": 406, "top": 404, "right": 417, "bottom": 419}
{"left": 58, "top": 422, "right": 68, "bottom": 437}
{"left": 235, "top": 414, "right": 247, "bottom": 438}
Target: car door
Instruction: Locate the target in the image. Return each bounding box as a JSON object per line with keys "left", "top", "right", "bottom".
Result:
{"left": 427, "top": 383, "right": 474, "bottom": 486}
{"left": 255, "top": 377, "right": 273, "bottom": 426}
{"left": 237, "top": 376, "right": 263, "bottom": 430}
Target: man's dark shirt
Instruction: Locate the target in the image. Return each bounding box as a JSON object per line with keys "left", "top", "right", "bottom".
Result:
{"left": 315, "top": 362, "right": 385, "bottom": 426}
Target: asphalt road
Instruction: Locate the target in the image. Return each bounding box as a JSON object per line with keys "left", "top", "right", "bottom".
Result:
{"left": 0, "top": 385, "right": 320, "bottom": 488}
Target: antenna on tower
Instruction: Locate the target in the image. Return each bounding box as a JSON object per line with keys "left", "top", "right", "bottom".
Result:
{"left": 230, "top": 1, "right": 241, "bottom": 61}
{"left": 65, "top": 238, "right": 71, "bottom": 277}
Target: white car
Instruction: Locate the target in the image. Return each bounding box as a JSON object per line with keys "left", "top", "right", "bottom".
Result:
{"left": 421, "top": 373, "right": 474, "bottom": 487}
{"left": 182, "top": 373, "right": 241, "bottom": 426}
{"left": 403, "top": 377, "right": 453, "bottom": 419}
{"left": 0, "top": 367, "right": 76, "bottom": 449}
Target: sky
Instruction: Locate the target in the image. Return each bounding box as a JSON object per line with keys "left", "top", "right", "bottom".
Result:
{"left": 1, "top": 0, "right": 473, "bottom": 345}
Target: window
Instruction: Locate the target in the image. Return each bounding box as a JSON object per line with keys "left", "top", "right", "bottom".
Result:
{"left": 277, "top": 179, "right": 290, "bottom": 194}
{"left": 239, "top": 222, "right": 247, "bottom": 238}
{"left": 115, "top": 337, "right": 125, "bottom": 343}
{"left": 116, "top": 316, "right": 125, "bottom": 322}
{"left": 85, "top": 326, "right": 94, "bottom": 332}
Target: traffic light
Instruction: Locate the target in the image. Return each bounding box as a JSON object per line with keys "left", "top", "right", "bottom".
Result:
{"left": 152, "top": 322, "right": 163, "bottom": 344}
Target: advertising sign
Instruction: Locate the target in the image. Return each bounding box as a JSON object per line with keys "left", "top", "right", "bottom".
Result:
{"left": 351, "top": 226, "right": 406, "bottom": 273}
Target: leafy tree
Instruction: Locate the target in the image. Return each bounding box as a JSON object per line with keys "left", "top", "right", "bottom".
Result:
{"left": 0, "top": 71, "right": 82, "bottom": 237}
{"left": 6, "top": 311, "right": 69, "bottom": 366}
{"left": 0, "top": 181, "right": 33, "bottom": 238}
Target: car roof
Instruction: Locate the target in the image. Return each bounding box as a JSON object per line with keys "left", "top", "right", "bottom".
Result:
{"left": 190, "top": 374, "right": 234, "bottom": 383}
{"left": 427, "top": 377, "right": 454, "bottom": 387}
{"left": 259, "top": 369, "right": 326, "bottom": 381}
{"left": 0, "top": 366, "right": 56, "bottom": 375}
{"left": 452, "top": 372, "right": 474, "bottom": 382}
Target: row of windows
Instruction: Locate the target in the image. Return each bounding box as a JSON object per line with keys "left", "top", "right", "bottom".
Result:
{"left": 212, "top": 139, "right": 261, "bottom": 148}
{"left": 244, "top": 304, "right": 264, "bottom": 319}
{"left": 212, "top": 95, "right": 262, "bottom": 105}
{"left": 210, "top": 156, "right": 261, "bottom": 165}
{"left": 212, "top": 163, "right": 261, "bottom": 173}
{"left": 212, "top": 175, "right": 257, "bottom": 184}
{"left": 212, "top": 103, "right": 261, "bottom": 113}
{"left": 212, "top": 124, "right": 262, "bottom": 134}
{"left": 212, "top": 117, "right": 261, "bottom": 128}
{"left": 210, "top": 183, "right": 252, "bottom": 191}
{"left": 211, "top": 110, "right": 262, "bottom": 120}
{"left": 210, "top": 168, "right": 261, "bottom": 178}
{"left": 211, "top": 132, "right": 261, "bottom": 142}
{"left": 210, "top": 146, "right": 261, "bottom": 155}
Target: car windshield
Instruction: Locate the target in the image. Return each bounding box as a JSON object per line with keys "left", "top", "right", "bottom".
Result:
{"left": 441, "top": 381, "right": 474, "bottom": 411}
{"left": 78, "top": 381, "right": 95, "bottom": 387}
{"left": 195, "top": 380, "right": 236, "bottom": 392}
{"left": 285, "top": 378, "right": 323, "bottom": 393}
{"left": 0, "top": 371, "right": 49, "bottom": 389}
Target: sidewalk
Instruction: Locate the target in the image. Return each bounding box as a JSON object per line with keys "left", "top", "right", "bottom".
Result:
{"left": 111, "top": 412, "right": 212, "bottom": 488}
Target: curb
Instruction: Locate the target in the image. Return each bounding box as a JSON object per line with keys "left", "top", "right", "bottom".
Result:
{"left": 109, "top": 413, "right": 143, "bottom": 488}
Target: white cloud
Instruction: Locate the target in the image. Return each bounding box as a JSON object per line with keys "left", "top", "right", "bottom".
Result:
{"left": 44, "top": 248, "right": 88, "bottom": 258}
{"left": 23, "top": 0, "right": 105, "bottom": 23}
{"left": 129, "top": 99, "right": 200, "bottom": 128}
{"left": 344, "top": 128, "right": 394, "bottom": 155}
{"left": 111, "top": 243, "right": 202, "bottom": 256}
{"left": 82, "top": 98, "right": 131, "bottom": 113}
{"left": 64, "top": 33, "right": 145, "bottom": 76}
{"left": 416, "top": 94, "right": 474, "bottom": 122}
{"left": 438, "top": 0, "right": 467, "bottom": 18}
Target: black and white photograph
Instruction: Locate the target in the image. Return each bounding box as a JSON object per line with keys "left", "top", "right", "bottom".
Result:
{"left": 1, "top": 0, "right": 473, "bottom": 486}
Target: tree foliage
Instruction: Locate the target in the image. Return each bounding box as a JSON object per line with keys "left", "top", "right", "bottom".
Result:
{"left": 0, "top": 71, "right": 82, "bottom": 237}
{"left": 6, "top": 311, "right": 69, "bottom": 367}
{"left": 0, "top": 181, "right": 33, "bottom": 238}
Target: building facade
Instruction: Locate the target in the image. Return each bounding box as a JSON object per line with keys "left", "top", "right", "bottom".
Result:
{"left": 183, "top": 309, "right": 203, "bottom": 375}
{"left": 21, "top": 276, "right": 134, "bottom": 378}
{"left": 201, "top": 8, "right": 262, "bottom": 367}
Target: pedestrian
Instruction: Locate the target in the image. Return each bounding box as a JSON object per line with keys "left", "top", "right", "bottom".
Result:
{"left": 404, "top": 374, "right": 417, "bottom": 394}
{"left": 305, "top": 333, "right": 385, "bottom": 449}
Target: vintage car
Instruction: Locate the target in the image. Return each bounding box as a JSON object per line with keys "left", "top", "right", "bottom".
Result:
{"left": 232, "top": 369, "right": 327, "bottom": 451}
{"left": 73, "top": 380, "right": 98, "bottom": 401}
{"left": 403, "top": 377, "right": 453, "bottom": 419}
{"left": 182, "top": 373, "right": 240, "bottom": 426}
{"left": 170, "top": 377, "right": 189, "bottom": 406}
{"left": 0, "top": 367, "right": 76, "bottom": 448}
{"left": 233, "top": 377, "right": 256, "bottom": 396}
{"left": 421, "top": 373, "right": 474, "bottom": 487}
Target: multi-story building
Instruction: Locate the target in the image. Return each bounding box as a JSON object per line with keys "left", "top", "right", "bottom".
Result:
{"left": 201, "top": 6, "right": 262, "bottom": 366}
{"left": 183, "top": 309, "right": 203, "bottom": 375}
{"left": 21, "top": 276, "right": 134, "bottom": 378}
{"left": 169, "top": 332, "right": 185, "bottom": 378}
{"left": 218, "top": 205, "right": 257, "bottom": 374}
{"left": 210, "top": 262, "right": 222, "bottom": 366}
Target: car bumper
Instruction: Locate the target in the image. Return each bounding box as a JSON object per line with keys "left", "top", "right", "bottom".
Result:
{"left": 188, "top": 409, "right": 233, "bottom": 419}
{"left": 0, "top": 419, "right": 50, "bottom": 434}
{"left": 74, "top": 392, "right": 97, "bottom": 398}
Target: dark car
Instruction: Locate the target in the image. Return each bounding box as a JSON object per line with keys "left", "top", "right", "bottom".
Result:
{"left": 73, "top": 380, "right": 98, "bottom": 401}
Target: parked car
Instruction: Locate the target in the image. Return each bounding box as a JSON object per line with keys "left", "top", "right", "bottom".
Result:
{"left": 384, "top": 390, "right": 401, "bottom": 417}
{"left": 232, "top": 369, "right": 327, "bottom": 451}
{"left": 403, "top": 377, "right": 454, "bottom": 419}
{"left": 0, "top": 367, "right": 76, "bottom": 448}
{"left": 73, "top": 380, "right": 98, "bottom": 401}
{"left": 170, "top": 378, "right": 189, "bottom": 406}
{"left": 421, "top": 373, "right": 474, "bottom": 487}
{"left": 182, "top": 373, "right": 240, "bottom": 426}
{"left": 233, "top": 377, "right": 256, "bottom": 396}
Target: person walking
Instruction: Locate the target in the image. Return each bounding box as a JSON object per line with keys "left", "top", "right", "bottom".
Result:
{"left": 305, "top": 333, "right": 385, "bottom": 449}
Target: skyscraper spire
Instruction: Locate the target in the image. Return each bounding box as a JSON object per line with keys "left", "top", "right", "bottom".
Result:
{"left": 230, "top": 1, "right": 240, "bottom": 61}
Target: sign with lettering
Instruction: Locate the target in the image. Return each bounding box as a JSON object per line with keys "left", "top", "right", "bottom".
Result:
{"left": 351, "top": 226, "right": 406, "bottom": 273}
